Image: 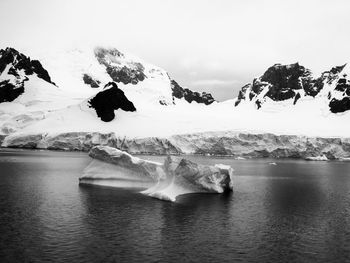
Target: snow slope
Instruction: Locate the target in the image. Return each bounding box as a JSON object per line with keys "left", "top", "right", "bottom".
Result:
{"left": 1, "top": 45, "right": 350, "bottom": 148}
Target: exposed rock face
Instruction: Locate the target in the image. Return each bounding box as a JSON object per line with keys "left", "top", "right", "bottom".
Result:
{"left": 235, "top": 63, "right": 323, "bottom": 108}
{"left": 171, "top": 79, "right": 215, "bottom": 105}
{"left": 0, "top": 47, "right": 55, "bottom": 103}
{"left": 235, "top": 63, "right": 350, "bottom": 113}
{"left": 0, "top": 80, "right": 25, "bottom": 103}
{"left": 0, "top": 48, "right": 54, "bottom": 84}
{"left": 94, "top": 47, "right": 146, "bottom": 85}
{"left": 88, "top": 82, "right": 136, "bottom": 122}
{"left": 328, "top": 74, "right": 350, "bottom": 113}
{"left": 82, "top": 74, "right": 100, "bottom": 88}
{"left": 80, "top": 146, "right": 234, "bottom": 201}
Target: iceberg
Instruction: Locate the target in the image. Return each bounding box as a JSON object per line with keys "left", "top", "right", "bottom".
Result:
{"left": 305, "top": 155, "right": 329, "bottom": 161}
{"left": 79, "top": 146, "right": 234, "bottom": 201}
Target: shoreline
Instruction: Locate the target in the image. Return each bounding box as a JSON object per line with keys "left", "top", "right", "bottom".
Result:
{"left": 1, "top": 145, "right": 350, "bottom": 162}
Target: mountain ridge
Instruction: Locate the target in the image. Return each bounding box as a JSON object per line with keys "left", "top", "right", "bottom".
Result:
{"left": 0, "top": 45, "right": 350, "bottom": 148}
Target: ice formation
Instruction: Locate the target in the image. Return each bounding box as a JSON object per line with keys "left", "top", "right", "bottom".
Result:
{"left": 79, "top": 146, "right": 234, "bottom": 202}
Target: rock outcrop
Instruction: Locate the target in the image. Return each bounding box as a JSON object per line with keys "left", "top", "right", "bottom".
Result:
{"left": 235, "top": 62, "right": 350, "bottom": 113}
{"left": 235, "top": 63, "right": 323, "bottom": 108}
{"left": 0, "top": 47, "right": 55, "bottom": 103}
{"left": 82, "top": 74, "right": 100, "bottom": 88}
{"left": 328, "top": 73, "right": 350, "bottom": 113}
{"left": 88, "top": 82, "right": 136, "bottom": 122}
{"left": 79, "top": 146, "right": 234, "bottom": 201}
{"left": 171, "top": 79, "right": 215, "bottom": 105}
{"left": 94, "top": 47, "right": 146, "bottom": 85}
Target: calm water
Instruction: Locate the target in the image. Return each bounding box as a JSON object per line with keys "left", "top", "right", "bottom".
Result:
{"left": 0, "top": 149, "right": 350, "bottom": 263}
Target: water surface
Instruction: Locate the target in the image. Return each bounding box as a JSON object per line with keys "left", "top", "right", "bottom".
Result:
{"left": 0, "top": 149, "right": 350, "bottom": 262}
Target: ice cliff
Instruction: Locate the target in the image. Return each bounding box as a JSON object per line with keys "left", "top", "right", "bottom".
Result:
{"left": 79, "top": 146, "right": 234, "bottom": 202}
{"left": 3, "top": 131, "right": 350, "bottom": 161}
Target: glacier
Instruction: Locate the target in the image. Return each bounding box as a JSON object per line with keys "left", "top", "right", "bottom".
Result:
{"left": 1, "top": 46, "right": 350, "bottom": 161}
{"left": 3, "top": 131, "right": 350, "bottom": 160}
{"left": 79, "top": 146, "right": 234, "bottom": 202}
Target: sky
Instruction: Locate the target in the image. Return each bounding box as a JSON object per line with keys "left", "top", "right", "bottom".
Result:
{"left": 0, "top": 0, "right": 349, "bottom": 101}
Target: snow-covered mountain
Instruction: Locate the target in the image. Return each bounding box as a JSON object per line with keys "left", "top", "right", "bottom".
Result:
{"left": 0, "top": 46, "right": 216, "bottom": 136}
{"left": 234, "top": 62, "right": 350, "bottom": 114}
{"left": 1, "top": 46, "right": 350, "bottom": 158}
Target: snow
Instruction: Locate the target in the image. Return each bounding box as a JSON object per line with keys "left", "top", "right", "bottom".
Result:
{"left": 5, "top": 92, "right": 350, "bottom": 139}
{"left": 1, "top": 45, "right": 350, "bottom": 141}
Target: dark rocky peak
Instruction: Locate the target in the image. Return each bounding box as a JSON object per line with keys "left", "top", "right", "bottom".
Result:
{"left": 0, "top": 47, "right": 55, "bottom": 85}
{"left": 170, "top": 79, "right": 215, "bottom": 105}
{"left": 320, "top": 64, "right": 346, "bottom": 85}
{"left": 0, "top": 80, "right": 25, "bottom": 103}
{"left": 88, "top": 82, "right": 136, "bottom": 122}
{"left": 328, "top": 71, "right": 350, "bottom": 113}
{"left": 234, "top": 84, "right": 250, "bottom": 107}
{"left": 83, "top": 74, "right": 100, "bottom": 88}
{"left": 235, "top": 62, "right": 350, "bottom": 114}
{"left": 235, "top": 63, "right": 324, "bottom": 108}
{"left": 94, "top": 47, "right": 146, "bottom": 85}
{"left": 0, "top": 47, "right": 55, "bottom": 103}
{"left": 95, "top": 47, "right": 125, "bottom": 60}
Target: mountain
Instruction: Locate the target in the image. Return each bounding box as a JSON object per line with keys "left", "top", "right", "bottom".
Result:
{"left": 1, "top": 46, "right": 350, "bottom": 157}
{"left": 0, "top": 47, "right": 56, "bottom": 103}
{"left": 0, "top": 46, "right": 216, "bottom": 136}
{"left": 234, "top": 62, "right": 350, "bottom": 113}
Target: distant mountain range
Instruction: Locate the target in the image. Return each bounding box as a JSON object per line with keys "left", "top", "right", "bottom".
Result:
{"left": 0, "top": 46, "right": 350, "bottom": 155}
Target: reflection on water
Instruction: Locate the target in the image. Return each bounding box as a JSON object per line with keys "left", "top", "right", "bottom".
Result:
{"left": 0, "top": 149, "right": 350, "bottom": 262}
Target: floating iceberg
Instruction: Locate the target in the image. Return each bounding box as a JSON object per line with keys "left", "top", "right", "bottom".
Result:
{"left": 305, "top": 155, "right": 329, "bottom": 161}
{"left": 79, "top": 146, "right": 234, "bottom": 201}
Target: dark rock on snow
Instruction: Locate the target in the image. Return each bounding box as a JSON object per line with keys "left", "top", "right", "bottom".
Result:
{"left": 0, "top": 47, "right": 55, "bottom": 103}
{"left": 83, "top": 74, "right": 100, "bottom": 88}
{"left": 329, "top": 75, "right": 350, "bottom": 113}
{"left": 94, "top": 47, "right": 146, "bottom": 85}
{"left": 171, "top": 79, "right": 215, "bottom": 105}
{"left": 88, "top": 82, "right": 136, "bottom": 122}
{"left": 0, "top": 47, "right": 54, "bottom": 84}
{"left": 235, "top": 62, "right": 350, "bottom": 114}
{"left": 235, "top": 63, "right": 323, "bottom": 107}
{"left": 0, "top": 80, "right": 25, "bottom": 103}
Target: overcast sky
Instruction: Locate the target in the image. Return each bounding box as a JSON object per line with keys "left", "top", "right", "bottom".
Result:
{"left": 1, "top": 0, "right": 349, "bottom": 101}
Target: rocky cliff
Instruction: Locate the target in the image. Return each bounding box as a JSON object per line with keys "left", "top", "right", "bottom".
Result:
{"left": 235, "top": 62, "right": 350, "bottom": 113}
